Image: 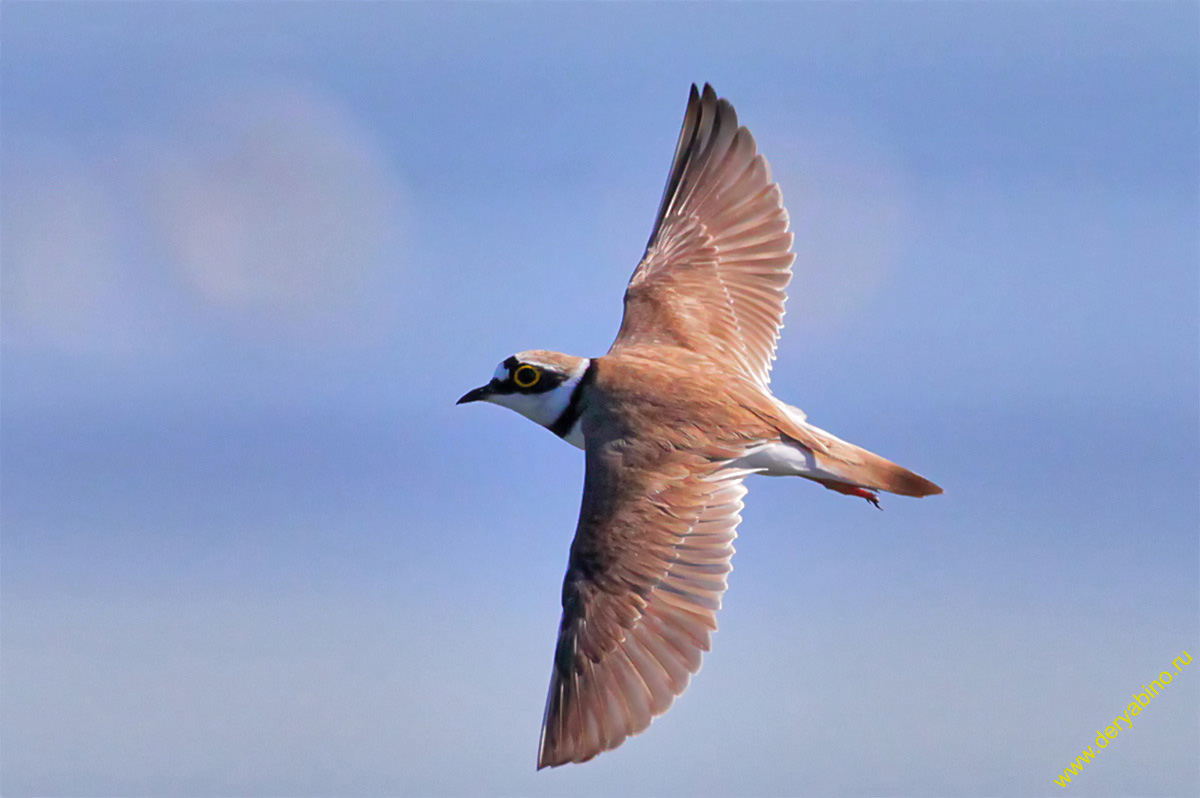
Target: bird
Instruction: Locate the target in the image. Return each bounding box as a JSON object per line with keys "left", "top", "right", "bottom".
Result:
{"left": 457, "top": 83, "right": 941, "bottom": 769}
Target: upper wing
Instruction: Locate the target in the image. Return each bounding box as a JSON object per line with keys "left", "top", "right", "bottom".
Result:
{"left": 537, "top": 434, "right": 749, "bottom": 768}
{"left": 610, "top": 84, "right": 794, "bottom": 388}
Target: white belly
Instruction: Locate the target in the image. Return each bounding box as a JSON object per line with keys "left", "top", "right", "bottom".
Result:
{"left": 728, "top": 439, "right": 846, "bottom": 481}
{"left": 726, "top": 398, "right": 847, "bottom": 480}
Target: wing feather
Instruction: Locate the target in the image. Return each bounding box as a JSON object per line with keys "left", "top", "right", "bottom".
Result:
{"left": 612, "top": 84, "right": 794, "bottom": 388}
{"left": 536, "top": 441, "right": 748, "bottom": 768}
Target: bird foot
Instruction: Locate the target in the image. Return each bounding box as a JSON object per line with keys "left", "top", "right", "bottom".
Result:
{"left": 820, "top": 480, "right": 882, "bottom": 509}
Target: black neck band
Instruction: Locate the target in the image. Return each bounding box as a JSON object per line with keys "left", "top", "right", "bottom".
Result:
{"left": 549, "top": 360, "right": 595, "bottom": 439}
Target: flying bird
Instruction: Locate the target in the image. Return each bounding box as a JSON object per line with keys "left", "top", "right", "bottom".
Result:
{"left": 457, "top": 84, "right": 941, "bottom": 769}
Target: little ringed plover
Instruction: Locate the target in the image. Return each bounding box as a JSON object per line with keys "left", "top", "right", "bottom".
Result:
{"left": 458, "top": 84, "right": 942, "bottom": 769}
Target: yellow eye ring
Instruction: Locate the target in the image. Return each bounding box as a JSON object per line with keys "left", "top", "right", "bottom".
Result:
{"left": 512, "top": 364, "right": 540, "bottom": 388}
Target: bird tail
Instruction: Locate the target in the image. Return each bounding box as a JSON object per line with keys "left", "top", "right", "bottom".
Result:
{"left": 812, "top": 438, "right": 942, "bottom": 498}
{"left": 750, "top": 397, "right": 942, "bottom": 499}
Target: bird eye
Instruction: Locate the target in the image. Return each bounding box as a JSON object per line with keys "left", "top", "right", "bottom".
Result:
{"left": 513, "top": 364, "right": 540, "bottom": 388}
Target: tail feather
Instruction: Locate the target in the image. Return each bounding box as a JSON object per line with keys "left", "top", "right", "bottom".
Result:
{"left": 746, "top": 396, "right": 942, "bottom": 499}
{"left": 815, "top": 444, "right": 942, "bottom": 498}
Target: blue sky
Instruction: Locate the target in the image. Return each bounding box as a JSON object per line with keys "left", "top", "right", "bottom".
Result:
{"left": 2, "top": 3, "right": 1197, "bottom": 795}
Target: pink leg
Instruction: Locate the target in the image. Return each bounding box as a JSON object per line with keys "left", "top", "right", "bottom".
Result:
{"left": 818, "top": 480, "right": 882, "bottom": 509}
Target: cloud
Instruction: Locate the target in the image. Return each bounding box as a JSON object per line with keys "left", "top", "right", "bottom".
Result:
{"left": 1, "top": 152, "right": 138, "bottom": 353}
{"left": 149, "top": 85, "right": 403, "bottom": 320}
{"left": 2, "top": 83, "right": 406, "bottom": 355}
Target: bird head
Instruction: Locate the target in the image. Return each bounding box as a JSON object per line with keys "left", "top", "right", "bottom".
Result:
{"left": 458, "top": 350, "right": 590, "bottom": 433}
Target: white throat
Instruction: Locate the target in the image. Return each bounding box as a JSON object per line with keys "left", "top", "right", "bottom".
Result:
{"left": 488, "top": 358, "right": 590, "bottom": 449}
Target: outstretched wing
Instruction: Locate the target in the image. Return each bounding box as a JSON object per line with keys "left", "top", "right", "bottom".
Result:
{"left": 611, "top": 83, "right": 794, "bottom": 388}
{"left": 537, "top": 434, "right": 750, "bottom": 768}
